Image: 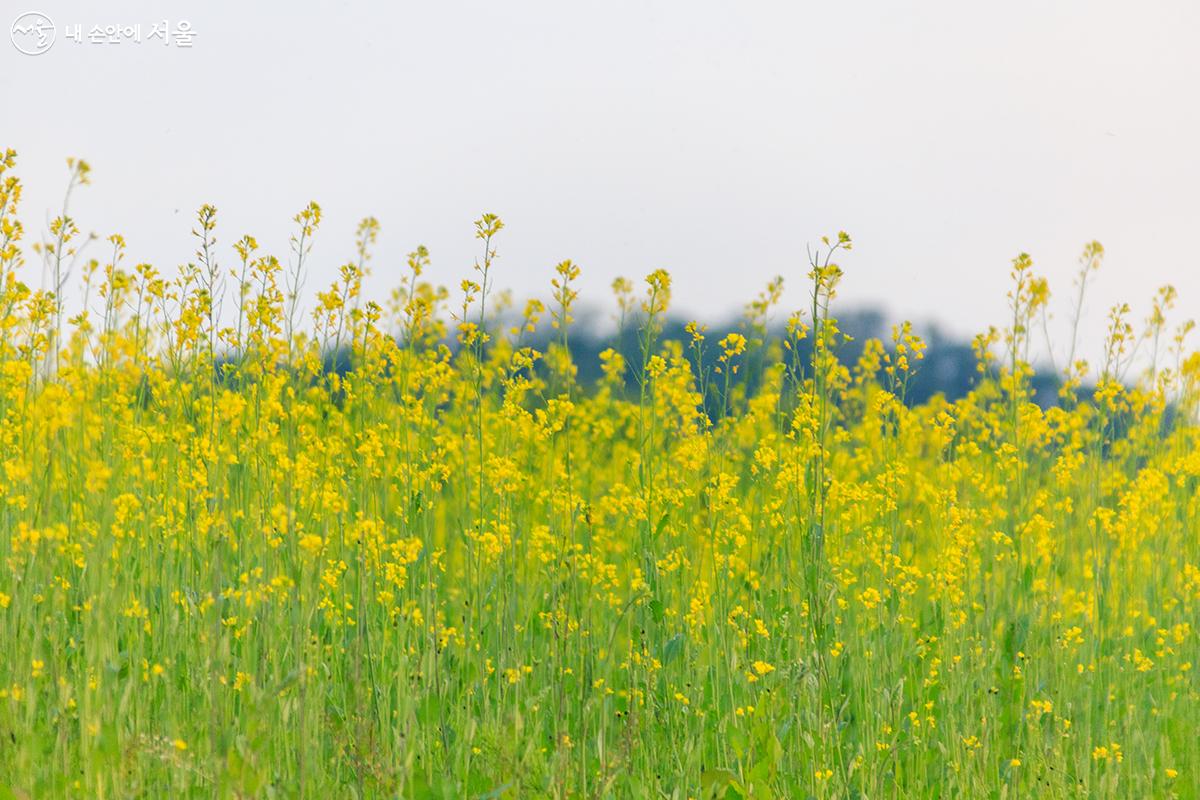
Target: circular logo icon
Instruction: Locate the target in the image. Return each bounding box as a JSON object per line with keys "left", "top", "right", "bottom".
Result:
{"left": 10, "top": 11, "right": 55, "bottom": 56}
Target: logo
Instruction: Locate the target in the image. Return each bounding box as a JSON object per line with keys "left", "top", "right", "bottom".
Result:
{"left": 10, "top": 11, "right": 55, "bottom": 55}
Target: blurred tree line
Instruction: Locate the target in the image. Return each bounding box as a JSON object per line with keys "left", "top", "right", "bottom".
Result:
{"left": 529, "top": 306, "right": 1062, "bottom": 407}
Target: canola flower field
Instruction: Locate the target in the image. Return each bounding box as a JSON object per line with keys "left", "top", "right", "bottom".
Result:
{"left": 1, "top": 151, "right": 1199, "bottom": 799}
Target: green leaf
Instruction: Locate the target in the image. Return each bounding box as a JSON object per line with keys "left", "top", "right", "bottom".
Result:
{"left": 662, "top": 632, "right": 685, "bottom": 666}
{"left": 418, "top": 694, "right": 442, "bottom": 727}
{"left": 700, "top": 768, "right": 744, "bottom": 799}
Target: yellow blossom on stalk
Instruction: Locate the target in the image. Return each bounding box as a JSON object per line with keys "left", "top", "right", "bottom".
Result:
{"left": 297, "top": 534, "right": 324, "bottom": 556}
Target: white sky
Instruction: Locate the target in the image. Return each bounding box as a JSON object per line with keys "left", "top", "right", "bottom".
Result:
{"left": 4, "top": 1, "right": 1199, "bottom": 358}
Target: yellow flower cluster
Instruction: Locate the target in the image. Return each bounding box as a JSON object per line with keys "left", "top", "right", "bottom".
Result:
{"left": 0, "top": 153, "right": 1197, "bottom": 797}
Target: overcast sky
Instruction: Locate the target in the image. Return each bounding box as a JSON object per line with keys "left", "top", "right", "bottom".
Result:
{"left": 4, "top": 1, "right": 1199, "bottom": 356}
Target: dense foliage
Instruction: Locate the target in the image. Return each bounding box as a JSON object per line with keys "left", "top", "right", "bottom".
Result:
{"left": 1, "top": 152, "right": 1198, "bottom": 798}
